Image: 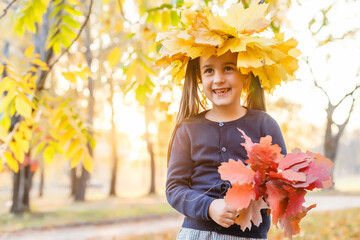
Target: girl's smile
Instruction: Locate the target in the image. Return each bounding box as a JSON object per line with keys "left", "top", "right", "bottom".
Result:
{"left": 200, "top": 51, "right": 248, "bottom": 112}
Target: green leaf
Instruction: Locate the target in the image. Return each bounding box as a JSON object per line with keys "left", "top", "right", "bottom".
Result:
{"left": 60, "top": 25, "right": 77, "bottom": 39}
{"left": 52, "top": 0, "right": 64, "bottom": 7}
{"left": 59, "top": 34, "right": 72, "bottom": 48}
{"left": 62, "top": 15, "right": 81, "bottom": 28}
{"left": 50, "top": 4, "right": 63, "bottom": 18}
{"left": 34, "top": 142, "right": 46, "bottom": 157}
{"left": 43, "top": 145, "right": 55, "bottom": 163}
{"left": 170, "top": 10, "right": 180, "bottom": 26}
{"left": 87, "top": 134, "right": 96, "bottom": 149}
{"left": 135, "top": 83, "right": 151, "bottom": 106}
{"left": 63, "top": 5, "right": 83, "bottom": 16}
{"left": 175, "top": 0, "right": 184, "bottom": 7}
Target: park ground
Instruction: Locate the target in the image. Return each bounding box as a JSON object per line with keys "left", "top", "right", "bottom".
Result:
{"left": 1, "top": 176, "right": 360, "bottom": 239}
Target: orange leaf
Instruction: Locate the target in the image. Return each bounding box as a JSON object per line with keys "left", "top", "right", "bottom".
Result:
{"left": 224, "top": 183, "right": 255, "bottom": 210}
{"left": 235, "top": 199, "right": 268, "bottom": 231}
{"left": 218, "top": 158, "right": 255, "bottom": 184}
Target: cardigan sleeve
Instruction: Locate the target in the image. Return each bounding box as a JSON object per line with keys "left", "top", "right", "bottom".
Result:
{"left": 261, "top": 113, "right": 287, "bottom": 155}
{"left": 166, "top": 123, "right": 215, "bottom": 221}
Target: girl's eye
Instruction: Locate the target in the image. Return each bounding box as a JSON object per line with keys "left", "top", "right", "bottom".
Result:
{"left": 224, "top": 66, "right": 234, "bottom": 72}
{"left": 204, "top": 68, "right": 213, "bottom": 74}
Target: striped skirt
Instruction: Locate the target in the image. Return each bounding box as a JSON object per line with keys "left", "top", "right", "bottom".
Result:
{"left": 177, "top": 228, "right": 267, "bottom": 240}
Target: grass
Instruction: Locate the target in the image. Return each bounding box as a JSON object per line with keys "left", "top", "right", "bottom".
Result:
{"left": 0, "top": 196, "right": 177, "bottom": 232}
{"left": 115, "top": 208, "right": 360, "bottom": 240}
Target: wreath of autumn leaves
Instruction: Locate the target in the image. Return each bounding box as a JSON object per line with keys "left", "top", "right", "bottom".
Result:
{"left": 218, "top": 129, "right": 333, "bottom": 239}
{"left": 155, "top": 1, "right": 301, "bottom": 94}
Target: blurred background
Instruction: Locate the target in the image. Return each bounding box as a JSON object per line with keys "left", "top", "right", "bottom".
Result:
{"left": 0, "top": 0, "right": 359, "bottom": 239}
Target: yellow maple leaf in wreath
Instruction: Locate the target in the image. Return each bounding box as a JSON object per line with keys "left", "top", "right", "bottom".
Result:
{"left": 221, "top": 2, "right": 270, "bottom": 35}
{"left": 155, "top": 1, "right": 301, "bottom": 93}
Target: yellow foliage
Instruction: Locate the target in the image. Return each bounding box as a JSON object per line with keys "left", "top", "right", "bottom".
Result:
{"left": 83, "top": 151, "right": 93, "bottom": 173}
{"left": 156, "top": 2, "right": 300, "bottom": 93}
{"left": 62, "top": 72, "right": 77, "bottom": 83}
{"left": 108, "top": 47, "right": 122, "bottom": 68}
{"left": 70, "top": 148, "right": 84, "bottom": 168}
{"left": 4, "top": 152, "right": 19, "bottom": 173}
{"left": 66, "top": 138, "right": 80, "bottom": 159}
{"left": 0, "top": 125, "right": 7, "bottom": 142}
{"left": 43, "top": 145, "right": 55, "bottom": 163}
{"left": 24, "top": 46, "right": 35, "bottom": 58}
{"left": 15, "top": 95, "right": 33, "bottom": 119}
{"left": 0, "top": 88, "right": 15, "bottom": 112}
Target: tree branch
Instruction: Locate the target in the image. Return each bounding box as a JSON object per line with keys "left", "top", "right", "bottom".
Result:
{"left": 0, "top": 0, "right": 17, "bottom": 20}
{"left": 117, "top": 0, "right": 139, "bottom": 24}
{"left": 334, "top": 84, "right": 360, "bottom": 108}
{"left": 306, "top": 57, "right": 331, "bottom": 104}
{"left": 38, "top": 0, "right": 93, "bottom": 90}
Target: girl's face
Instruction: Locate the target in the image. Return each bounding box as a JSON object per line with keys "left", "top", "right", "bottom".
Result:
{"left": 199, "top": 51, "right": 247, "bottom": 110}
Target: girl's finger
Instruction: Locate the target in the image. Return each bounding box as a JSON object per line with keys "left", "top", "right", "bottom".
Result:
{"left": 221, "top": 218, "right": 235, "bottom": 228}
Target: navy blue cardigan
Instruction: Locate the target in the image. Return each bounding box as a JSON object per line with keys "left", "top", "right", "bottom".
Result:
{"left": 166, "top": 108, "right": 287, "bottom": 239}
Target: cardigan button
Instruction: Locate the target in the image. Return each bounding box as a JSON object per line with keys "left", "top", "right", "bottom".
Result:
{"left": 219, "top": 122, "right": 224, "bottom": 127}
{"left": 216, "top": 226, "right": 222, "bottom": 231}
{"left": 221, "top": 147, "right": 226, "bottom": 152}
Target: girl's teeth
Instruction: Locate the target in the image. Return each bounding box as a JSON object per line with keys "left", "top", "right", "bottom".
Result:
{"left": 214, "top": 89, "right": 229, "bottom": 94}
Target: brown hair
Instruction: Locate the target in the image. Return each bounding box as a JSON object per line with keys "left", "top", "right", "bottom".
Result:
{"left": 167, "top": 58, "right": 266, "bottom": 165}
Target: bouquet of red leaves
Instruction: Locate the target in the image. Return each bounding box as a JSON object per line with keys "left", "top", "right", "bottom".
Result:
{"left": 218, "top": 128, "right": 333, "bottom": 239}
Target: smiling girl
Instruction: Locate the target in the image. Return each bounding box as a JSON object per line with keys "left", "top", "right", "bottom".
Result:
{"left": 156, "top": 2, "right": 300, "bottom": 239}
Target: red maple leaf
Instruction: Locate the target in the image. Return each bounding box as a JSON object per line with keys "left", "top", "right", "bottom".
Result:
{"left": 218, "top": 129, "right": 333, "bottom": 239}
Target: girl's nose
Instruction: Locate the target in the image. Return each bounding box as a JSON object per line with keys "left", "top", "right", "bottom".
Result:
{"left": 213, "top": 71, "right": 225, "bottom": 84}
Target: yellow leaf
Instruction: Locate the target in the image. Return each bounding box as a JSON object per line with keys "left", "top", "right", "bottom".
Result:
{"left": 161, "top": 11, "right": 171, "bottom": 31}
{"left": 18, "top": 139, "right": 30, "bottom": 154}
{"left": 66, "top": 138, "right": 80, "bottom": 159}
{"left": 21, "top": 124, "right": 32, "bottom": 140}
{"left": 83, "top": 151, "right": 93, "bottom": 173}
{"left": 0, "top": 158, "right": 3, "bottom": 172}
{"left": 43, "top": 145, "right": 55, "bottom": 163}
{"left": 9, "top": 141, "right": 25, "bottom": 163}
{"left": 62, "top": 72, "right": 77, "bottom": 83}
{"left": 57, "top": 117, "right": 69, "bottom": 131}
{"left": 25, "top": 46, "right": 35, "bottom": 58}
{"left": 15, "top": 96, "right": 33, "bottom": 118}
{"left": 70, "top": 148, "right": 84, "bottom": 168}
{"left": 0, "top": 88, "right": 16, "bottom": 112}
{"left": 31, "top": 58, "right": 48, "bottom": 70}
{"left": 4, "top": 152, "right": 19, "bottom": 173}
{"left": 125, "top": 61, "right": 138, "bottom": 84}
{"left": 0, "top": 125, "right": 8, "bottom": 141}
{"left": 107, "top": 47, "right": 122, "bottom": 68}
{"left": 0, "top": 65, "right": 4, "bottom": 75}
{"left": 0, "top": 77, "right": 13, "bottom": 94}
{"left": 62, "top": 128, "right": 76, "bottom": 142}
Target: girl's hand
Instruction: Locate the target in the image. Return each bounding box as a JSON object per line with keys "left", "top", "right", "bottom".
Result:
{"left": 208, "top": 199, "right": 238, "bottom": 228}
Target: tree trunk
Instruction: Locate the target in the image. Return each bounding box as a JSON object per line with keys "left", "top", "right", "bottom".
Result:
{"left": 73, "top": 1, "right": 94, "bottom": 201}
{"left": 11, "top": 165, "right": 34, "bottom": 214}
{"left": 70, "top": 168, "right": 77, "bottom": 196}
{"left": 144, "top": 100, "right": 156, "bottom": 195}
{"left": 74, "top": 166, "right": 90, "bottom": 201}
{"left": 39, "top": 163, "right": 44, "bottom": 197}
{"left": 109, "top": 77, "right": 119, "bottom": 196}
